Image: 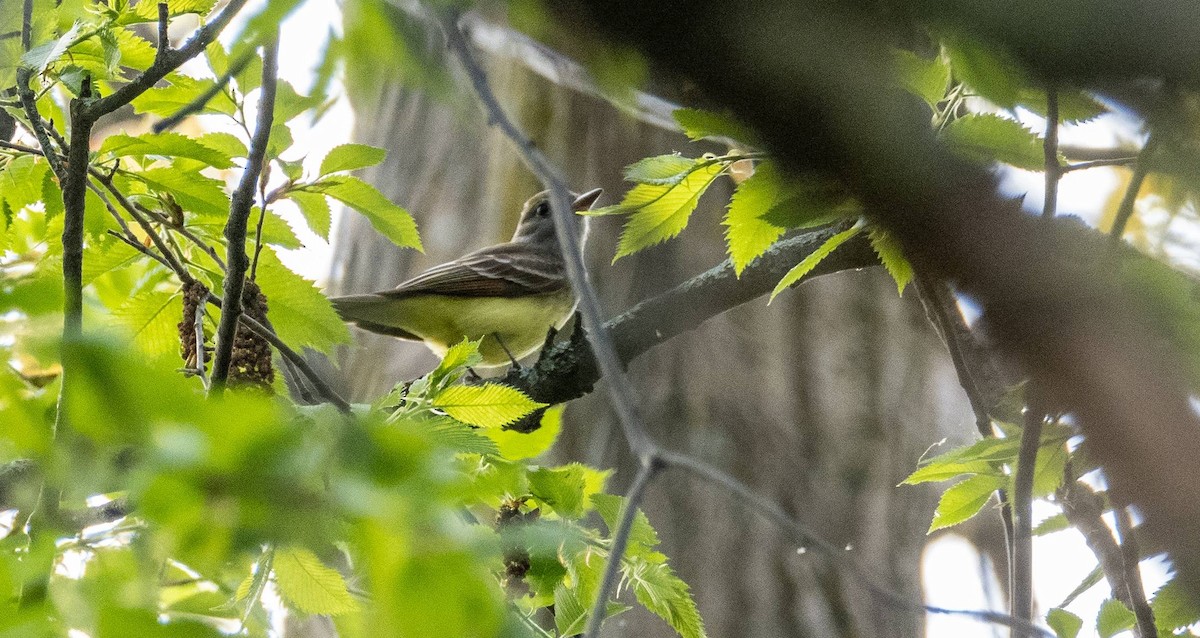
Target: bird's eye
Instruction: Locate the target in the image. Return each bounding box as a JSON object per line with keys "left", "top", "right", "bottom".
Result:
{"left": 534, "top": 202, "right": 550, "bottom": 218}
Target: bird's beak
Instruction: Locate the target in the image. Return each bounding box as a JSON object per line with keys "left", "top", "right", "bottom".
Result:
{"left": 571, "top": 188, "right": 603, "bottom": 211}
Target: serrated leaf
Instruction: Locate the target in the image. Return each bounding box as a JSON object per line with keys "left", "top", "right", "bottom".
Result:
{"left": 623, "top": 154, "right": 697, "bottom": 185}
{"left": 673, "top": 107, "right": 757, "bottom": 145}
{"left": 1032, "top": 513, "right": 1070, "bottom": 536}
{"left": 137, "top": 167, "right": 230, "bottom": 217}
{"left": 942, "top": 114, "right": 1047, "bottom": 171}
{"left": 928, "top": 474, "right": 1005, "bottom": 532}
{"left": 612, "top": 159, "right": 724, "bottom": 261}
{"left": 124, "top": 0, "right": 219, "bottom": 23}
{"left": 892, "top": 49, "right": 950, "bottom": 108}
{"left": 196, "top": 132, "right": 248, "bottom": 159}
{"left": 485, "top": 404, "right": 564, "bottom": 460}
{"left": 318, "top": 176, "right": 421, "bottom": 251}
{"left": 416, "top": 418, "right": 499, "bottom": 456}
{"left": 112, "top": 289, "right": 182, "bottom": 356}
{"left": 273, "top": 546, "right": 357, "bottom": 616}
{"left": 130, "top": 72, "right": 237, "bottom": 117}
{"left": 205, "top": 41, "right": 230, "bottom": 77}
{"left": 1046, "top": 608, "right": 1083, "bottom": 638}
{"left": 319, "top": 143, "right": 386, "bottom": 176}
{"left": 21, "top": 21, "right": 80, "bottom": 73}
{"left": 60, "top": 26, "right": 154, "bottom": 80}
{"left": 431, "top": 383, "right": 545, "bottom": 428}
{"left": 1151, "top": 577, "right": 1200, "bottom": 632}
{"left": 430, "top": 338, "right": 483, "bottom": 384}
{"left": 724, "top": 162, "right": 787, "bottom": 275}
{"left": 867, "top": 226, "right": 913, "bottom": 295}
{"left": 941, "top": 34, "right": 1027, "bottom": 108}
{"left": 1096, "top": 599, "right": 1136, "bottom": 638}
{"left": 554, "top": 583, "right": 589, "bottom": 635}
{"left": 1031, "top": 439, "right": 1069, "bottom": 498}
{"left": 629, "top": 561, "right": 707, "bottom": 638}
{"left": 99, "top": 132, "right": 235, "bottom": 169}
{"left": 0, "top": 155, "right": 49, "bottom": 214}
{"left": 591, "top": 493, "right": 659, "bottom": 550}
{"left": 1018, "top": 89, "right": 1107, "bottom": 124}
{"left": 770, "top": 224, "right": 862, "bottom": 302}
{"left": 82, "top": 238, "right": 139, "bottom": 285}
{"left": 251, "top": 248, "right": 350, "bottom": 355}
{"left": 527, "top": 465, "right": 586, "bottom": 518}
{"left": 1058, "top": 566, "right": 1104, "bottom": 608}
{"left": 901, "top": 459, "right": 998, "bottom": 485}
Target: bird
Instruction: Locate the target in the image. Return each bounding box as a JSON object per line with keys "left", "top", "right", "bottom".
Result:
{"left": 331, "top": 188, "right": 603, "bottom": 368}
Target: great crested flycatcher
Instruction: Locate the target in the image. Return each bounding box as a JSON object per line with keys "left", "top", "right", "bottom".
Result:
{"left": 331, "top": 188, "right": 603, "bottom": 367}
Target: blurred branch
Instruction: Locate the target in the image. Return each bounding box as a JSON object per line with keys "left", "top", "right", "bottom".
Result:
{"left": 566, "top": 0, "right": 1200, "bottom": 601}
{"left": 1011, "top": 408, "right": 1043, "bottom": 636}
{"left": 211, "top": 36, "right": 278, "bottom": 391}
{"left": 1114, "top": 507, "right": 1158, "bottom": 637}
{"left": 1062, "top": 157, "right": 1137, "bottom": 173}
{"left": 1110, "top": 134, "right": 1158, "bottom": 239}
{"left": 153, "top": 49, "right": 255, "bottom": 133}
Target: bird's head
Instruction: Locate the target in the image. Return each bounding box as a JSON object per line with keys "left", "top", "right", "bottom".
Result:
{"left": 512, "top": 188, "right": 602, "bottom": 246}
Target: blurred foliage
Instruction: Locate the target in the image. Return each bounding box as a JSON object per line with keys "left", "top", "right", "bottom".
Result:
{"left": 4, "top": 0, "right": 1200, "bottom": 636}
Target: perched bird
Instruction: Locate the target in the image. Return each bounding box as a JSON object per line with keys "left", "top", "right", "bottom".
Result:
{"left": 332, "top": 188, "right": 602, "bottom": 367}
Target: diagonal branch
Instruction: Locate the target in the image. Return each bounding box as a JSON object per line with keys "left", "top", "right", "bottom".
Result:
{"left": 211, "top": 36, "right": 278, "bottom": 391}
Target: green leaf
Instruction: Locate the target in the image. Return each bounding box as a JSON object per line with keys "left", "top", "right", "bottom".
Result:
{"left": 770, "top": 224, "right": 862, "bottom": 302}
{"left": 21, "top": 21, "right": 80, "bottom": 73}
{"left": 724, "top": 162, "right": 787, "bottom": 275}
{"left": 867, "top": 226, "right": 912, "bottom": 295}
{"left": 1151, "top": 577, "right": 1200, "bottom": 633}
{"left": 1018, "top": 89, "right": 1107, "bottom": 124}
{"left": 124, "top": 0, "right": 218, "bottom": 23}
{"left": 251, "top": 248, "right": 350, "bottom": 355}
{"left": 629, "top": 561, "right": 707, "bottom": 638}
{"left": 196, "top": 132, "right": 248, "bottom": 159}
{"left": 612, "top": 158, "right": 725, "bottom": 261}
{"left": 673, "top": 107, "right": 758, "bottom": 145}
{"left": 554, "top": 583, "right": 590, "bottom": 636}
{"left": 318, "top": 176, "right": 422, "bottom": 251}
{"left": 1032, "top": 513, "right": 1070, "bottom": 536}
{"left": 130, "top": 72, "right": 237, "bottom": 117}
{"left": 1096, "top": 599, "right": 1136, "bottom": 638}
{"left": 136, "top": 167, "right": 230, "bottom": 217}
{"left": 319, "top": 143, "right": 386, "bottom": 176}
{"left": 892, "top": 49, "right": 950, "bottom": 108}
{"left": 623, "top": 154, "right": 697, "bottom": 185}
{"left": 1031, "top": 439, "right": 1069, "bottom": 498}
{"left": 112, "top": 289, "right": 183, "bottom": 357}
{"left": 942, "top": 114, "right": 1047, "bottom": 171}
{"left": 430, "top": 338, "right": 483, "bottom": 385}
{"left": 901, "top": 459, "right": 998, "bottom": 485}
{"left": 1045, "top": 608, "right": 1083, "bottom": 638}
{"left": 1058, "top": 566, "right": 1104, "bottom": 608}
{"left": 485, "top": 404, "right": 564, "bottom": 460}
{"left": 431, "top": 384, "right": 545, "bottom": 428}
{"left": 527, "top": 465, "right": 586, "bottom": 518}
{"left": 591, "top": 493, "right": 660, "bottom": 550}
{"left": 415, "top": 418, "right": 499, "bottom": 456}
{"left": 272, "top": 546, "right": 357, "bottom": 616}
{"left": 99, "top": 132, "right": 235, "bottom": 169}
{"left": 941, "top": 34, "right": 1027, "bottom": 108}
{"left": 928, "top": 474, "right": 1005, "bottom": 532}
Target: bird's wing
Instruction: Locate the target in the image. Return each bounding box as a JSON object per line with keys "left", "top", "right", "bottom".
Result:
{"left": 379, "top": 243, "right": 567, "bottom": 298}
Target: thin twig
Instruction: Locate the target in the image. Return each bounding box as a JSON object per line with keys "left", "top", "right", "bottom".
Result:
{"left": 1061, "top": 157, "right": 1137, "bottom": 173}
{"left": 15, "top": 0, "right": 65, "bottom": 180}
{"left": 194, "top": 302, "right": 209, "bottom": 389}
{"left": 1057, "top": 476, "right": 1141, "bottom": 614}
{"left": 210, "top": 36, "right": 278, "bottom": 391}
{"left": 91, "top": 173, "right": 193, "bottom": 284}
{"left": 250, "top": 170, "right": 270, "bottom": 280}
{"left": 155, "top": 3, "right": 170, "bottom": 60}
{"left": 658, "top": 450, "right": 1054, "bottom": 637}
{"left": 1011, "top": 407, "right": 1043, "bottom": 636}
{"left": 582, "top": 457, "right": 664, "bottom": 638}
{"left": 85, "top": 181, "right": 134, "bottom": 238}
{"left": 152, "top": 49, "right": 255, "bottom": 133}
{"left": 1114, "top": 507, "right": 1157, "bottom": 637}
{"left": 83, "top": 0, "right": 251, "bottom": 119}
{"left": 105, "top": 230, "right": 172, "bottom": 269}
{"left": 1110, "top": 134, "right": 1158, "bottom": 239}
{"left": 1043, "top": 87, "right": 1060, "bottom": 219}
{"left": 0, "top": 139, "right": 44, "bottom": 155}
{"left": 439, "top": 6, "right": 655, "bottom": 459}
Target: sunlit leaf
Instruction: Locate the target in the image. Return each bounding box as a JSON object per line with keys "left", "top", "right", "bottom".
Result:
{"left": 928, "top": 474, "right": 1005, "bottom": 532}
{"left": 273, "top": 546, "right": 358, "bottom": 616}
{"left": 251, "top": 248, "right": 350, "bottom": 355}
{"left": 319, "top": 143, "right": 387, "bottom": 176}
{"left": 892, "top": 49, "right": 950, "bottom": 108}
{"left": 611, "top": 158, "right": 725, "bottom": 260}
{"left": 629, "top": 561, "right": 707, "bottom": 638}
{"left": 100, "top": 132, "right": 235, "bottom": 169}
{"left": 431, "top": 384, "right": 545, "bottom": 428}
{"left": 673, "top": 107, "right": 758, "bottom": 145}
{"left": 770, "top": 224, "right": 862, "bottom": 302}
{"left": 942, "top": 114, "right": 1047, "bottom": 171}
{"left": 1046, "top": 608, "right": 1082, "bottom": 638}
{"left": 867, "top": 226, "right": 913, "bottom": 295}
{"left": 1096, "top": 599, "right": 1135, "bottom": 638}
{"left": 317, "top": 176, "right": 422, "bottom": 251}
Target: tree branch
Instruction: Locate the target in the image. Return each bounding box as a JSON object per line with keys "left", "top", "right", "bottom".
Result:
{"left": 1114, "top": 506, "right": 1157, "bottom": 637}
{"left": 1011, "top": 408, "right": 1043, "bottom": 636}
{"left": 211, "top": 36, "right": 278, "bottom": 391}
{"left": 152, "top": 49, "right": 255, "bottom": 134}
{"left": 238, "top": 314, "right": 352, "bottom": 413}
{"left": 1110, "top": 133, "right": 1158, "bottom": 239}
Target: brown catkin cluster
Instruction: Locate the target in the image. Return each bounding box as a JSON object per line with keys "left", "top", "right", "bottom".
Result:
{"left": 178, "top": 280, "right": 210, "bottom": 374}
{"left": 496, "top": 499, "right": 539, "bottom": 589}
{"left": 229, "top": 279, "right": 274, "bottom": 391}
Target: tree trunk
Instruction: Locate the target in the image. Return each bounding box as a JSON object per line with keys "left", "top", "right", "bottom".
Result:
{"left": 329, "top": 29, "right": 981, "bottom": 637}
